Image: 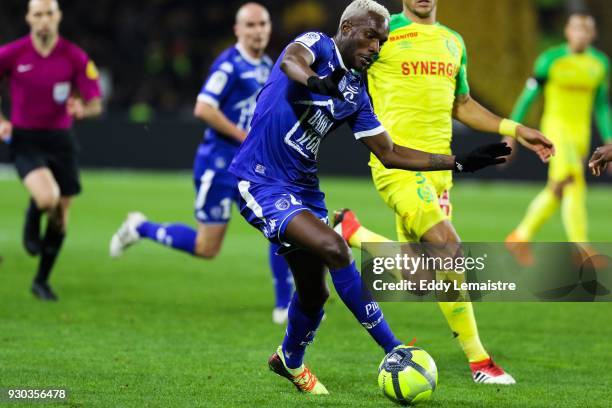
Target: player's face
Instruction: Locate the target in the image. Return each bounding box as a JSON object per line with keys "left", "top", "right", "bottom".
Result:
{"left": 404, "top": 0, "right": 438, "bottom": 19}
{"left": 565, "top": 15, "right": 596, "bottom": 52}
{"left": 26, "top": 0, "right": 62, "bottom": 40}
{"left": 235, "top": 7, "right": 272, "bottom": 54}
{"left": 341, "top": 13, "right": 389, "bottom": 72}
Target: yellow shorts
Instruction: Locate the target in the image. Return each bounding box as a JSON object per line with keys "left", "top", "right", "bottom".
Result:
{"left": 542, "top": 121, "right": 589, "bottom": 182}
{"left": 371, "top": 167, "right": 453, "bottom": 242}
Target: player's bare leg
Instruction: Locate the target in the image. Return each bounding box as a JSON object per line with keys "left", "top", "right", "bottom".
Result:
{"left": 23, "top": 168, "right": 68, "bottom": 301}
{"left": 22, "top": 168, "right": 60, "bottom": 256}
{"left": 422, "top": 220, "right": 515, "bottom": 385}
{"left": 268, "top": 248, "right": 329, "bottom": 395}
{"left": 194, "top": 224, "right": 228, "bottom": 259}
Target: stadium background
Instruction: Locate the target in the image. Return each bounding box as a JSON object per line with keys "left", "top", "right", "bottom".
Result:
{"left": 0, "top": 0, "right": 610, "bottom": 182}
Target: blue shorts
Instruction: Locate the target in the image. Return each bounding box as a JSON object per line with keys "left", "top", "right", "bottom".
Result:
{"left": 237, "top": 179, "right": 328, "bottom": 252}
{"left": 193, "top": 143, "right": 239, "bottom": 224}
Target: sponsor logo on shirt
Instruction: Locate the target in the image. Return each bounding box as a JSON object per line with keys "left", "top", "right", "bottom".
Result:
{"left": 16, "top": 64, "right": 33, "bottom": 73}
{"left": 401, "top": 61, "right": 459, "bottom": 78}
{"left": 389, "top": 32, "right": 418, "bottom": 42}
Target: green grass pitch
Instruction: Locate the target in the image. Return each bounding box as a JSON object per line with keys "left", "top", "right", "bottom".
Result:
{"left": 1, "top": 170, "right": 611, "bottom": 407}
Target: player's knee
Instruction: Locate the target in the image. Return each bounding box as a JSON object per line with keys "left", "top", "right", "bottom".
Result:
{"left": 321, "top": 234, "right": 352, "bottom": 269}
{"left": 34, "top": 193, "right": 60, "bottom": 213}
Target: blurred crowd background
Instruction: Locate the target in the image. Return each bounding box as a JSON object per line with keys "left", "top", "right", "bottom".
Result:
{"left": 0, "top": 0, "right": 610, "bottom": 178}
{"left": 1, "top": 0, "right": 610, "bottom": 125}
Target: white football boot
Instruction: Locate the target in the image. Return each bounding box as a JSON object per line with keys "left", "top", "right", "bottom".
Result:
{"left": 109, "top": 212, "right": 147, "bottom": 258}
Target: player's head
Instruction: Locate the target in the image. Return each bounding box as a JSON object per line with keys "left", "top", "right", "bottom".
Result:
{"left": 234, "top": 3, "right": 271, "bottom": 56}
{"left": 336, "top": 0, "right": 390, "bottom": 72}
{"left": 403, "top": 0, "right": 438, "bottom": 19}
{"left": 565, "top": 13, "right": 596, "bottom": 53}
{"left": 26, "top": 0, "right": 62, "bottom": 43}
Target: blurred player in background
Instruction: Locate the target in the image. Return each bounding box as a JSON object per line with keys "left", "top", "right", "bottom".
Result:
{"left": 0, "top": 0, "right": 102, "bottom": 300}
{"left": 505, "top": 13, "right": 611, "bottom": 258}
{"left": 109, "top": 3, "right": 294, "bottom": 324}
{"left": 230, "top": 0, "right": 511, "bottom": 394}
{"left": 333, "top": 0, "right": 554, "bottom": 384}
{"left": 589, "top": 144, "right": 612, "bottom": 176}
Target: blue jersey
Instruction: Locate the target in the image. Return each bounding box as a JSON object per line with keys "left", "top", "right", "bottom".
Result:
{"left": 229, "top": 32, "right": 385, "bottom": 189}
{"left": 197, "top": 43, "right": 273, "bottom": 152}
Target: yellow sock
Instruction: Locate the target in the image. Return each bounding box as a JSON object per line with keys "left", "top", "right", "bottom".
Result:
{"left": 516, "top": 188, "right": 559, "bottom": 240}
{"left": 561, "top": 177, "right": 587, "bottom": 242}
{"left": 438, "top": 301, "right": 489, "bottom": 363}
{"left": 348, "top": 226, "right": 393, "bottom": 249}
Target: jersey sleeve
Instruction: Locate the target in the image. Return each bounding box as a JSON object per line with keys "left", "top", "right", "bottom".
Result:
{"left": 291, "top": 32, "right": 327, "bottom": 65}
{"left": 72, "top": 47, "right": 102, "bottom": 102}
{"left": 455, "top": 35, "right": 470, "bottom": 96}
{"left": 594, "top": 56, "right": 612, "bottom": 143}
{"left": 0, "top": 42, "right": 17, "bottom": 77}
{"left": 197, "top": 59, "right": 237, "bottom": 109}
{"left": 510, "top": 51, "right": 552, "bottom": 123}
{"left": 348, "top": 88, "right": 385, "bottom": 140}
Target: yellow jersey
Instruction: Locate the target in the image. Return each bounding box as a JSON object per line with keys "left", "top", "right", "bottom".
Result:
{"left": 511, "top": 44, "right": 611, "bottom": 146}
{"left": 368, "top": 12, "right": 469, "bottom": 170}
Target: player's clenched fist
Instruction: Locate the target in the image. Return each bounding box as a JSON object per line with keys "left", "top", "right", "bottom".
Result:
{"left": 307, "top": 68, "right": 346, "bottom": 99}
{"left": 589, "top": 144, "right": 612, "bottom": 176}
{"left": 455, "top": 142, "right": 512, "bottom": 173}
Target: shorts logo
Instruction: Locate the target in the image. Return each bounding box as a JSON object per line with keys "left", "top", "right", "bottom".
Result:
{"left": 275, "top": 198, "right": 291, "bottom": 211}
{"left": 53, "top": 82, "right": 71, "bottom": 104}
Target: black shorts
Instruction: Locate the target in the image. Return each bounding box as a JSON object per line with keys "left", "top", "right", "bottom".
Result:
{"left": 9, "top": 128, "right": 81, "bottom": 196}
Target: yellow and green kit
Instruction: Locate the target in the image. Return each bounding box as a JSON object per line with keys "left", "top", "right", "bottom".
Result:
{"left": 367, "top": 13, "right": 469, "bottom": 241}
{"left": 511, "top": 44, "right": 611, "bottom": 181}
{"left": 511, "top": 44, "right": 610, "bottom": 243}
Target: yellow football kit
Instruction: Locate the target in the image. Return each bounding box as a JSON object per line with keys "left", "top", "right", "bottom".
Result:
{"left": 367, "top": 13, "right": 469, "bottom": 242}
{"left": 510, "top": 45, "right": 611, "bottom": 242}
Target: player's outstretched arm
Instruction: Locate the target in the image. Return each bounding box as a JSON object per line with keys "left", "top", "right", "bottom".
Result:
{"left": 361, "top": 130, "right": 510, "bottom": 173}
{"left": 589, "top": 144, "right": 612, "bottom": 176}
{"left": 281, "top": 43, "right": 345, "bottom": 99}
{"left": 452, "top": 93, "right": 555, "bottom": 163}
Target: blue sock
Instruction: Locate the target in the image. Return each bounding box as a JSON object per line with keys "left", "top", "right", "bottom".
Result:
{"left": 282, "top": 293, "right": 324, "bottom": 369}
{"left": 330, "top": 262, "right": 401, "bottom": 353}
{"left": 269, "top": 244, "right": 294, "bottom": 308}
{"left": 136, "top": 221, "right": 197, "bottom": 255}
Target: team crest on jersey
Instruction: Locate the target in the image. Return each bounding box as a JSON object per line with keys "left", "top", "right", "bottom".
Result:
{"left": 446, "top": 38, "right": 459, "bottom": 58}
{"left": 339, "top": 76, "right": 359, "bottom": 105}
{"left": 275, "top": 198, "right": 291, "bottom": 211}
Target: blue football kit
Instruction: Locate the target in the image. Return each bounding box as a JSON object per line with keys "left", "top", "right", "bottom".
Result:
{"left": 229, "top": 31, "right": 385, "bottom": 249}
{"left": 195, "top": 43, "right": 273, "bottom": 224}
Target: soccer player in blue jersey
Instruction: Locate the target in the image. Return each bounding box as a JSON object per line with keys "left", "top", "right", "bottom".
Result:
{"left": 229, "top": 0, "right": 511, "bottom": 394}
{"left": 109, "top": 3, "right": 294, "bottom": 324}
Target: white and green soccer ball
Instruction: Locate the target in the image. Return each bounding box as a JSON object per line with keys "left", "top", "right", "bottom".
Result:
{"left": 378, "top": 346, "right": 438, "bottom": 405}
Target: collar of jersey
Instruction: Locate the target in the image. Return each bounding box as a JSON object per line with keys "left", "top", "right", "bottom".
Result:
{"left": 235, "top": 42, "right": 262, "bottom": 65}
{"left": 331, "top": 38, "right": 348, "bottom": 71}
{"left": 390, "top": 12, "right": 441, "bottom": 32}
